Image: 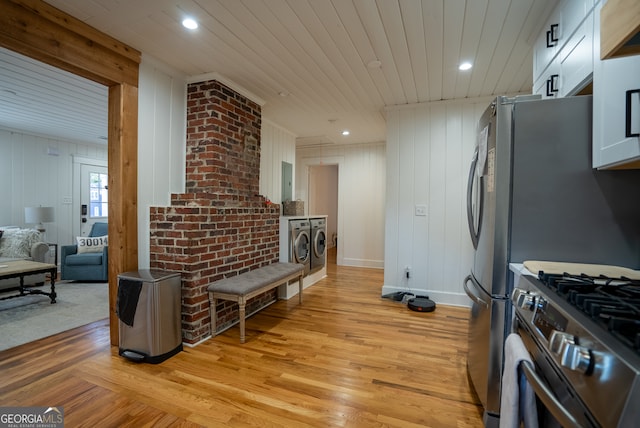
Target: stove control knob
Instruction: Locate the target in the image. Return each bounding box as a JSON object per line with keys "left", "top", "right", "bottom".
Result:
{"left": 560, "top": 343, "right": 593, "bottom": 375}
{"left": 550, "top": 331, "right": 594, "bottom": 375}
{"left": 512, "top": 288, "right": 537, "bottom": 310}
{"left": 519, "top": 294, "right": 536, "bottom": 310}
{"left": 549, "top": 331, "right": 574, "bottom": 355}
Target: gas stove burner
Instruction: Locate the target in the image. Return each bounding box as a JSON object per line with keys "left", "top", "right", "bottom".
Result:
{"left": 537, "top": 270, "right": 640, "bottom": 355}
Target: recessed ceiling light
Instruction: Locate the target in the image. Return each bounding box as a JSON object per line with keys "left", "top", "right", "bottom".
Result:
{"left": 341, "top": 130, "right": 350, "bottom": 136}
{"left": 182, "top": 18, "right": 198, "bottom": 30}
{"left": 459, "top": 62, "right": 472, "bottom": 71}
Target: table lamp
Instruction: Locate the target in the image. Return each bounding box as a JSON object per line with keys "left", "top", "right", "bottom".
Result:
{"left": 25, "top": 206, "right": 55, "bottom": 240}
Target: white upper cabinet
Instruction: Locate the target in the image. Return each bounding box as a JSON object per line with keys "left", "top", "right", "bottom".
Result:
{"left": 592, "top": 0, "right": 640, "bottom": 169}
{"left": 533, "top": 0, "right": 596, "bottom": 98}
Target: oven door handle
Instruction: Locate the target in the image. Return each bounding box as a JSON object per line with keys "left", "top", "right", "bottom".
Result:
{"left": 520, "top": 360, "right": 583, "bottom": 428}
{"left": 463, "top": 275, "right": 489, "bottom": 308}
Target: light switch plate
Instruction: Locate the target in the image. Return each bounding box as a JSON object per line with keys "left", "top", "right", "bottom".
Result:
{"left": 415, "top": 204, "right": 427, "bottom": 216}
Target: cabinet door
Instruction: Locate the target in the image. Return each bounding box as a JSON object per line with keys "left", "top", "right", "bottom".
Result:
{"left": 533, "top": 9, "right": 561, "bottom": 82}
{"left": 533, "top": 61, "right": 561, "bottom": 99}
{"left": 558, "top": 0, "right": 594, "bottom": 47}
{"left": 558, "top": 13, "right": 594, "bottom": 97}
{"left": 593, "top": 3, "right": 640, "bottom": 169}
{"left": 533, "top": 0, "right": 596, "bottom": 96}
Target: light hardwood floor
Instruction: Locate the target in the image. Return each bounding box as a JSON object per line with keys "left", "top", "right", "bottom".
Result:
{"left": 0, "top": 249, "right": 483, "bottom": 427}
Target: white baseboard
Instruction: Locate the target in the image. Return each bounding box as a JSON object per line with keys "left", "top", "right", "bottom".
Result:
{"left": 341, "top": 258, "right": 384, "bottom": 269}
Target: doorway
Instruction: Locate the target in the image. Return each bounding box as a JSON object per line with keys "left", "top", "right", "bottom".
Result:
{"left": 80, "top": 164, "right": 108, "bottom": 236}
{"left": 73, "top": 157, "right": 108, "bottom": 238}
{"left": 308, "top": 165, "right": 338, "bottom": 257}
{"left": 1, "top": 1, "right": 141, "bottom": 345}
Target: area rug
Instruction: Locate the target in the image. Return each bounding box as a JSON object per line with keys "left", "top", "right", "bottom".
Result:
{"left": 0, "top": 281, "right": 108, "bottom": 351}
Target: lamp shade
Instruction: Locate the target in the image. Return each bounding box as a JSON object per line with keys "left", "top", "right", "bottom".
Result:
{"left": 24, "top": 206, "right": 55, "bottom": 224}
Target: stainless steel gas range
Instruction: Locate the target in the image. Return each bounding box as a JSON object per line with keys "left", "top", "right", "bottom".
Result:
{"left": 510, "top": 262, "right": 640, "bottom": 428}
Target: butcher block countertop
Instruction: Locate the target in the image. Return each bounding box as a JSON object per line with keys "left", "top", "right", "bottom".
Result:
{"left": 522, "top": 260, "right": 640, "bottom": 280}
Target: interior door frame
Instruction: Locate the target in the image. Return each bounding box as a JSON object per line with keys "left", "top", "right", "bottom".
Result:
{"left": 1, "top": 0, "right": 140, "bottom": 346}
{"left": 298, "top": 156, "right": 344, "bottom": 265}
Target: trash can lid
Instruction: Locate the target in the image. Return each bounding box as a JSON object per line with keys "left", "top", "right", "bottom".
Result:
{"left": 118, "top": 269, "right": 181, "bottom": 281}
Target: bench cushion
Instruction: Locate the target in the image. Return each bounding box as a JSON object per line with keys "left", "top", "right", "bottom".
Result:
{"left": 207, "top": 262, "right": 303, "bottom": 296}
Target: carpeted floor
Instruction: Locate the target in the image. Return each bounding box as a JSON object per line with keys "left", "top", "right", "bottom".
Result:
{"left": 0, "top": 281, "right": 109, "bottom": 351}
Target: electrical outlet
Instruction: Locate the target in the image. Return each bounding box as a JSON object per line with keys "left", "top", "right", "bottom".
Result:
{"left": 404, "top": 266, "right": 411, "bottom": 279}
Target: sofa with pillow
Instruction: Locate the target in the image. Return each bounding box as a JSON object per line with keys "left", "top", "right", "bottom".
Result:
{"left": 60, "top": 222, "right": 108, "bottom": 281}
{"left": 0, "top": 227, "right": 50, "bottom": 291}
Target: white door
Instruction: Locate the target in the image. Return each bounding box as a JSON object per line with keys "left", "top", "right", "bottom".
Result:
{"left": 80, "top": 164, "right": 108, "bottom": 236}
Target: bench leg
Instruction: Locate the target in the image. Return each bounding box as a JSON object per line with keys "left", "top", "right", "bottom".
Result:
{"left": 238, "top": 297, "right": 246, "bottom": 343}
{"left": 209, "top": 293, "right": 217, "bottom": 336}
{"left": 298, "top": 275, "right": 303, "bottom": 304}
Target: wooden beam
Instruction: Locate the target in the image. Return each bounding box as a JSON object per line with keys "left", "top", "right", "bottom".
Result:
{"left": 108, "top": 83, "right": 139, "bottom": 345}
{"left": 0, "top": 0, "right": 141, "bottom": 346}
{"left": 0, "top": 0, "right": 140, "bottom": 86}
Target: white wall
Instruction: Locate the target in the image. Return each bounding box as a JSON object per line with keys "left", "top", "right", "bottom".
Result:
{"left": 297, "top": 143, "right": 385, "bottom": 268}
{"left": 384, "top": 97, "right": 493, "bottom": 306}
{"left": 259, "top": 119, "right": 297, "bottom": 204}
{"left": 0, "top": 129, "right": 107, "bottom": 254}
{"left": 137, "top": 53, "right": 187, "bottom": 268}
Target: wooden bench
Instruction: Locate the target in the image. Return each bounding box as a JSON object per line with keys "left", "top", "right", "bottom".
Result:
{"left": 207, "top": 262, "right": 304, "bottom": 343}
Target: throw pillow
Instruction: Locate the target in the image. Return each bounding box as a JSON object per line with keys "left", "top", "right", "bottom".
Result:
{"left": 76, "top": 235, "right": 108, "bottom": 254}
{"left": 0, "top": 228, "right": 43, "bottom": 258}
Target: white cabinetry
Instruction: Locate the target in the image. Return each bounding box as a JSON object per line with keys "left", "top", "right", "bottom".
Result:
{"left": 533, "top": 0, "right": 596, "bottom": 98}
{"left": 592, "top": 1, "right": 640, "bottom": 169}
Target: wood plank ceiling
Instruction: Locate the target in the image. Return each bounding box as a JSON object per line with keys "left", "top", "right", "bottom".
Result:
{"left": 0, "top": 0, "right": 558, "bottom": 146}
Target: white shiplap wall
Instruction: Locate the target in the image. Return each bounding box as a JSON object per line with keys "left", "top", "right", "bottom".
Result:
{"left": 384, "top": 97, "right": 493, "bottom": 306}
{"left": 260, "top": 119, "right": 297, "bottom": 204}
{"left": 137, "top": 54, "right": 187, "bottom": 269}
{"left": 0, "top": 129, "right": 107, "bottom": 255}
{"left": 296, "top": 142, "right": 385, "bottom": 268}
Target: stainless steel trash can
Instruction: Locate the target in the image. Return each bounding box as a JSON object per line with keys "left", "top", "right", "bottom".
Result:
{"left": 117, "top": 269, "right": 182, "bottom": 363}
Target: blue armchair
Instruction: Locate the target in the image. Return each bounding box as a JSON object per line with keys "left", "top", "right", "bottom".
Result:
{"left": 61, "top": 222, "right": 108, "bottom": 281}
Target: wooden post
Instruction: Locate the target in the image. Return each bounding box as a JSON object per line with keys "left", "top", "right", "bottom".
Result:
{"left": 108, "top": 83, "right": 139, "bottom": 345}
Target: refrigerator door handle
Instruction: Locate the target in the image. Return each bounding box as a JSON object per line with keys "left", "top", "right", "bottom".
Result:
{"left": 466, "top": 148, "right": 483, "bottom": 249}
{"left": 463, "top": 275, "right": 489, "bottom": 308}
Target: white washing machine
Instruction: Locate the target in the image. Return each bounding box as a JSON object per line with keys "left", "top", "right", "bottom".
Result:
{"left": 289, "top": 219, "right": 311, "bottom": 276}
{"left": 310, "top": 217, "right": 326, "bottom": 273}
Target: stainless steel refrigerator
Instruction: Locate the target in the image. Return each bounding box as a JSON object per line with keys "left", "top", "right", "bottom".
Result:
{"left": 463, "top": 95, "right": 640, "bottom": 427}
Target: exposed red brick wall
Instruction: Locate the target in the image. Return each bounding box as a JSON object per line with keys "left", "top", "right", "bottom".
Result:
{"left": 149, "top": 80, "right": 280, "bottom": 344}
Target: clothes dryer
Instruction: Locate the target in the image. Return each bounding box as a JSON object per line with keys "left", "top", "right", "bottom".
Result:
{"left": 289, "top": 219, "right": 311, "bottom": 276}
{"left": 310, "top": 217, "right": 326, "bottom": 273}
